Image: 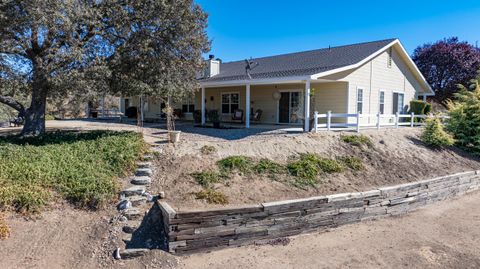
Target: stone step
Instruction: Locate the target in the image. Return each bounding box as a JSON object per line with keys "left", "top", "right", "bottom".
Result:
{"left": 119, "top": 248, "right": 149, "bottom": 260}
{"left": 122, "top": 208, "right": 142, "bottom": 220}
{"left": 131, "top": 176, "right": 152, "bottom": 185}
{"left": 122, "top": 222, "right": 139, "bottom": 234}
{"left": 117, "top": 199, "right": 132, "bottom": 210}
{"left": 135, "top": 168, "right": 153, "bottom": 177}
{"left": 137, "top": 162, "right": 152, "bottom": 169}
{"left": 127, "top": 195, "right": 148, "bottom": 206}
{"left": 142, "top": 155, "right": 154, "bottom": 161}
{"left": 121, "top": 186, "right": 146, "bottom": 197}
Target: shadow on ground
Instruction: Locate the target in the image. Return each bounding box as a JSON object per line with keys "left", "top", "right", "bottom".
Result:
{"left": 126, "top": 202, "right": 168, "bottom": 251}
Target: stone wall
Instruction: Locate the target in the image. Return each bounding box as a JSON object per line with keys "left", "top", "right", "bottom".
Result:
{"left": 158, "top": 171, "right": 480, "bottom": 254}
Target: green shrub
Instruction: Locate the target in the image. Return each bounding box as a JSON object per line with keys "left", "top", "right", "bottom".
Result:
{"left": 317, "top": 158, "right": 344, "bottom": 173}
{"left": 0, "top": 131, "right": 146, "bottom": 213}
{"left": 194, "top": 189, "right": 228, "bottom": 204}
{"left": 254, "top": 159, "right": 285, "bottom": 174}
{"left": 190, "top": 170, "right": 226, "bottom": 188}
{"left": 217, "top": 156, "right": 254, "bottom": 174}
{"left": 338, "top": 156, "right": 364, "bottom": 171}
{"left": 340, "top": 134, "right": 373, "bottom": 147}
{"left": 200, "top": 145, "right": 217, "bottom": 155}
{"left": 287, "top": 154, "right": 343, "bottom": 187}
{"left": 421, "top": 117, "right": 454, "bottom": 147}
{"left": 408, "top": 100, "right": 430, "bottom": 115}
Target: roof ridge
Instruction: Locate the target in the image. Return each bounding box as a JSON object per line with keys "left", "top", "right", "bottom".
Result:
{"left": 219, "top": 38, "right": 398, "bottom": 64}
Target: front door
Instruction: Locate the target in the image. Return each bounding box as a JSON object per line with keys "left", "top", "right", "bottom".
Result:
{"left": 279, "top": 92, "right": 290, "bottom": 123}
{"left": 278, "top": 91, "right": 303, "bottom": 124}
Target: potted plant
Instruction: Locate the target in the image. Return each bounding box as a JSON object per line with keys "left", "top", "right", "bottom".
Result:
{"left": 193, "top": 109, "right": 202, "bottom": 124}
{"left": 163, "top": 104, "right": 181, "bottom": 143}
{"left": 208, "top": 109, "right": 221, "bottom": 128}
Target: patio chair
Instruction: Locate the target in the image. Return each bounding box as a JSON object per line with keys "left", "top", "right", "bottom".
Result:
{"left": 251, "top": 109, "right": 263, "bottom": 122}
{"left": 232, "top": 109, "right": 244, "bottom": 123}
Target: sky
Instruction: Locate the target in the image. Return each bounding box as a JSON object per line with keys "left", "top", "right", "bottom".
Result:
{"left": 195, "top": 0, "right": 480, "bottom": 62}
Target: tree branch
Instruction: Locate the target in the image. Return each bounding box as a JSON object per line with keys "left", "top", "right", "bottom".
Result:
{"left": 0, "top": 95, "right": 26, "bottom": 117}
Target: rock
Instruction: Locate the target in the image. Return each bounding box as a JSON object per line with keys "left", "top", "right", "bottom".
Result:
{"left": 122, "top": 223, "right": 138, "bottom": 234}
{"left": 143, "top": 155, "right": 154, "bottom": 161}
{"left": 143, "top": 192, "right": 154, "bottom": 202}
{"left": 159, "top": 191, "right": 166, "bottom": 199}
{"left": 122, "top": 233, "right": 132, "bottom": 243}
{"left": 119, "top": 249, "right": 149, "bottom": 260}
{"left": 114, "top": 248, "right": 121, "bottom": 260}
{"left": 121, "top": 186, "right": 145, "bottom": 197}
{"left": 128, "top": 195, "right": 147, "bottom": 206}
{"left": 118, "top": 215, "right": 128, "bottom": 222}
{"left": 131, "top": 176, "right": 152, "bottom": 185}
{"left": 117, "top": 199, "right": 132, "bottom": 211}
{"left": 137, "top": 162, "right": 152, "bottom": 169}
{"left": 135, "top": 168, "right": 153, "bottom": 177}
{"left": 123, "top": 208, "right": 142, "bottom": 220}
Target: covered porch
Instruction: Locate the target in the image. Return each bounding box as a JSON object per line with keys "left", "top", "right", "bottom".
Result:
{"left": 199, "top": 79, "right": 349, "bottom": 132}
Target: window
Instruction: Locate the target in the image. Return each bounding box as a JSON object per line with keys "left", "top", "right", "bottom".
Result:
{"left": 379, "top": 91, "right": 385, "bottom": 114}
{"left": 387, "top": 47, "right": 393, "bottom": 68}
{"left": 221, "top": 93, "right": 239, "bottom": 114}
{"left": 182, "top": 98, "right": 195, "bottom": 113}
{"left": 392, "top": 92, "right": 405, "bottom": 114}
{"left": 356, "top": 88, "right": 363, "bottom": 114}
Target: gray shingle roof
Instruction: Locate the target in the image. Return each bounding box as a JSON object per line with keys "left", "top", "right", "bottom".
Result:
{"left": 200, "top": 38, "right": 397, "bottom": 83}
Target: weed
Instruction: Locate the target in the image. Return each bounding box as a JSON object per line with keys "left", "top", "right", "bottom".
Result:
{"left": 217, "top": 156, "right": 254, "bottom": 174}
{"left": 200, "top": 145, "right": 217, "bottom": 155}
{"left": 338, "top": 156, "right": 364, "bottom": 171}
{"left": 194, "top": 189, "right": 228, "bottom": 204}
{"left": 0, "top": 214, "right": 9, "bottom": 240}
{"left": 317, "top": 158, "right": 344, "bottom": 173}
{"left": 287, "top": 154, "right": 343, "bottom": 188}
{"left": 340, "top": 134, "right": 373, "bottom": 147}
{"left": 190, "top": 170, "right": 227, "bottom": 188}
{"left": 254, "top": 159, "right": 285, "bottom": 174}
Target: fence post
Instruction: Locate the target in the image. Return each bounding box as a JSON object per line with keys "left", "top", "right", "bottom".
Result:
{"left": 395, "top": 112, "right": 399, "bottom": 128}
{"left": 376, "top": 112, "right": 381, "bottom": 130}
{"left": 356, "top": 113, "right": 360, "bottom": 133}
{"left": 313, "top": 111, "right": 318, "bottom": 133}
{"left": 410, "top": 112, "right": 414, "bottom": 127}
{"left": 327, "top": 110, "right": 331, "bottom": 131}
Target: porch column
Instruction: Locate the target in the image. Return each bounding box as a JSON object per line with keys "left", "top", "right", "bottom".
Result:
{"left": 245, "top": 84, "right": 251, "bottom": 128}
{"left": 201, "top": 86, "right": 206, "bottom": 125}
{"left": 304, "top": 79, "right": 311, "bottom": 132}
{"left": 422, "top": 95, "right": 427, "bottom": 102}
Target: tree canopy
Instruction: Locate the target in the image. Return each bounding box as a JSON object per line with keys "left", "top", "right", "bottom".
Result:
{"left": 0, "top": 0, "right": 209, "bottom": 136}
{"left": 412, "top": 37, "right": 480, "bottom": 104}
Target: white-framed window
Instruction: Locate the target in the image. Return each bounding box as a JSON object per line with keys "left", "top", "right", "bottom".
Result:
{"left": 387, "top": 47, "right": 393, "bottom": 68}
{"left": 221, "top": 92, "right": 239, "bottom": 114}
{"left": 182, "top": 98, "right": 194, "bottom": 113}
{"left": 379, "top": 91, "right": 385, "bottom": 114}
{"left": 356, "top": 88, "right": 363, "bottom": 114}
{"left": 393, "top": 92, "right": 405, "bottom": 114}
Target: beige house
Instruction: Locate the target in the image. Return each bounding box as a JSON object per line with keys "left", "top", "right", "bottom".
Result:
{"left": 120, "top": 38, "right": 433, "bottom": 131}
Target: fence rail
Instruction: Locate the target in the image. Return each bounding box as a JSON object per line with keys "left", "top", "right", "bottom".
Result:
{"left": 313, "top": 111, "right": 448, "bottom": 133}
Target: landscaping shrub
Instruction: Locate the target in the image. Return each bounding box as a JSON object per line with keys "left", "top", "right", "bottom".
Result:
{"left": 287, "top": 154, "right": 343, "bottom": 188}
{"left": 190, "top": 170, "right": 226, "bottom": 188}
{"left": 340, "top": 134, "right": 373, "bottom": 147}
{"left": 317, "top": 158, "right": 344, "bottom": 173}
{"left": 200, "top": 145, "right": 217, "bottom": 155}
{"left": 0, "top": 214, "right": 9, "bottom": 240}
{"left": 254, "top": 159, "right": 285, "bottom": 174}
{"left": 446, "top": 76, "right": 480, "bottom": 153}
{"left": 338, "top": 156, "right": 364, "bottom": 171}
{"left": 194, "top": 189, "right": 228, "bottom": 204}
{"left": 217, "top": 156, "right": 254, "bottom": 174}
{"left": 408, "top": 100, "right": 431, "bottom": 115}
{"left": 421, "top": 117, "right": 454, "bottom": 148}
{"left": 0, "top": 131, "right": 146, "bottom": 213}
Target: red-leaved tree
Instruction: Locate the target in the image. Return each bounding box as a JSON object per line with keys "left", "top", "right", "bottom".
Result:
{"left": 412, "top": 37, "right": 480, "bottom": 103}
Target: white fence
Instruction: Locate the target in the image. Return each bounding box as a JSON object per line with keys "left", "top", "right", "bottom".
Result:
{"left": 313, "top": 111, "right": 448, "bottom": 133}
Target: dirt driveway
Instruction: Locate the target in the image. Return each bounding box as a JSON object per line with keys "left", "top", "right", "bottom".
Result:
{"left": 179, "top": 192, "right": 480, "bottom": 269}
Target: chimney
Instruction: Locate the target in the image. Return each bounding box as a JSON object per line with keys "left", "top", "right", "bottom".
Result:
{"left": 205, "top": 55, "right": 220, "bottom": 78}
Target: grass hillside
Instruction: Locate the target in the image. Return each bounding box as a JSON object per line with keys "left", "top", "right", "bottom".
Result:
{"left": 0, "top": 131, "right": 146, "bottom": 213}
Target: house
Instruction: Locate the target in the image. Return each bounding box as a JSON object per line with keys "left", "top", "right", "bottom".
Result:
{"left": 120, "top": 38, "right": 434, "bottom": 131}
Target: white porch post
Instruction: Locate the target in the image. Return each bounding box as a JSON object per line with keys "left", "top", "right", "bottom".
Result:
{"left": 245, "top": 84, "right": 251, "bottom": 128}
{"left": 304, "top": 79, "right": 311, "bottom": 132}
{"left": 201, "top": 86, "right": 206, "bottom": 125}
{"left": 422, "top": 95, "right": 427, "bottom": 102}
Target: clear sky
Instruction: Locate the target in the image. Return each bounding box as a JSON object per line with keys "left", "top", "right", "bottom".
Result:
{"left": 196, "top": 0, "right": 480, "bottom": 62}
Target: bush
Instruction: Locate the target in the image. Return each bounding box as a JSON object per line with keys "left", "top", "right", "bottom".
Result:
{"left": 190, "top": 170, "right": 226, "bottom": 188}
{"left": 200, "top": 145, "right": 217, "bottom": 155}
{"left": 340, "top": 134, "right": 373, "bottom": 147}
{"left": 446, "top": 76, "right": 480, "bottom": 153}
{"left": 0, "top": 131, "right": 146, "bottom": 213}
{"left": 338, "top": 156, "right": 364, "bottom": 171}
{"left": 421, "top": 117, "right": 454, "bottom": 147}
{"left": 217, "top": 156, "right": 254, "bottom": 174}
{"left": 408, "top": 100, "right": 431, "bottom": 115}
{"left": 254, "top": 159, "right": 285, "bottom": 174}
{"left": 287, "top": 154, "right": 343, "bottom": 188}
{"left": 194, "top": 189, "right": 228, "bottom": 204}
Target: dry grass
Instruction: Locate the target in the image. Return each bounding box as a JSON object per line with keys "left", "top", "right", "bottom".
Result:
{"left": 0, "top": 214, "right": 9, "bottom": 240}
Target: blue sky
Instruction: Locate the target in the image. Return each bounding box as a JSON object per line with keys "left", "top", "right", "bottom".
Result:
{"left": 196, "top": 0, "right": 480, "bottom": 62}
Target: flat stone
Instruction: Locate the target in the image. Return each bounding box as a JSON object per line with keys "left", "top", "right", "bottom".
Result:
{"left": 127, "top": 195, "right": 147, "bottom": 206}
{"left": 119, "top": 248, "right": 149, "bottom": 259}
{"left": 159, "top": 191, "right": 166, "bottom": 199}
{"left": 117, "top": 199, "right": 132, "bottom": 210}
{"left": 131, "top": 176, "right": 152, "bottom": 185}
{"left": 135, "top": 168, "right": 153, "bottom": 177}
{"left": 123, "top": 208, "right": 142, "bottom": 220}
{"left": 122, "top": 223, "right": 138, "bottom": 234}
{"left": 121, "top": 186, "right": 145, "bottom": 197}
{"left": 142, "top": 155, "right": 154, "bottom": 161}
{"left": 137, "top": 162, "right": 152, "bottom": 169}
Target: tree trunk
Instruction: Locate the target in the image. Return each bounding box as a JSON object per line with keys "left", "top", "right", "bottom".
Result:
{"left": 21, "top": 66, "right": 48, "bottom": 137}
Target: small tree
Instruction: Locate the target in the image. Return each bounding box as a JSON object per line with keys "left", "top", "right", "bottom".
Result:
{"left": 421, "top": 117, "right": 454, "bottom": 147}
{"left": 446, "top": 71, "right": 480, "bottom": 153}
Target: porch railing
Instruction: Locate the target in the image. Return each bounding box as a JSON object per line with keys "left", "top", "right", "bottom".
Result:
{"left": 313, "top": 111, "right": 449, "bottom": 133}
